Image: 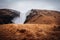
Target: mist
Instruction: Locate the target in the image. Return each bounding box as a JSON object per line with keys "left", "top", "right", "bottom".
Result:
{"left": 0, "top": 0, "right": 60, "bottom": 24}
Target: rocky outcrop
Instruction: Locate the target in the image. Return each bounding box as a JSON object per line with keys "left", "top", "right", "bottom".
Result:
{"left": 0, "top": 24, "right": 60, "bottom": 40}
{"left": 25, "top": 9, "right": 60, "bottom": 25}
{"left": 0, "top": 9, "right": 20, "bottom": 24}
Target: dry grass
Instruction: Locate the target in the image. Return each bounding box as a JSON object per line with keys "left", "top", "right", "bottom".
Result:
{"left": 0, "top": 24, "right": 60, "bottom": 40}
{"left": 25, "top": 9, "right": 60, "bottom": 25}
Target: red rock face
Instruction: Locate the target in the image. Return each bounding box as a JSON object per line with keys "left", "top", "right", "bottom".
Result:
{"left": 25, "top": 9, "right": 60, "bottom": 25}
{"left": 0, "top": 9, "right": 20, "bottom": 24}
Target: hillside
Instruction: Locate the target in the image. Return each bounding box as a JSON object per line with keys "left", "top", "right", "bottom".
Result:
{"left": 0, "top": 9, "right": 60, "bottom": 40}
{"left": 0, "top": 9, "right": 20, "bottom": 24}
{"left": 0, "top": 24, "right": 60, "bottom": 40}
{"left": 25, "top": 9, "right": 60, "bottom": 25}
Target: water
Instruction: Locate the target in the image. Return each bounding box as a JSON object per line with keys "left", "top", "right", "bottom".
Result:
{"left": 0, "top": 0, "right": 60, "bottom": 24}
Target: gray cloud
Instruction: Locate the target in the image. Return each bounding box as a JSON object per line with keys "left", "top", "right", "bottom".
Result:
{"left": 0, "top": 0, "right": 60, "bottom": 10}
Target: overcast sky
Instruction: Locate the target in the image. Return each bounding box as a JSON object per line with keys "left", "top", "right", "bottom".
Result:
{"left": 0, "top": 0, "right": 60, "bottom": 13}
{"left": 0, "top": 0, "right": 60, "bottom": 24}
